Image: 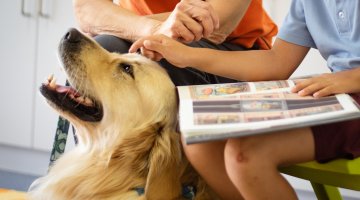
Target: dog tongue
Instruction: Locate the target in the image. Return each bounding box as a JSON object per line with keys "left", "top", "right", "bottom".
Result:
{"left": 55, "top": 85, "right": 80, "bottom": 96}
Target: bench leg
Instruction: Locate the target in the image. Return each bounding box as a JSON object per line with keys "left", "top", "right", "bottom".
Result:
{"left": 311, "top": 182, "right": 342, "bottom": 200}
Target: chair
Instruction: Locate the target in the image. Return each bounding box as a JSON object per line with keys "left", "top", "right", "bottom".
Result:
{"left": 280, "top": 158, "right": 360, "bottom": 200}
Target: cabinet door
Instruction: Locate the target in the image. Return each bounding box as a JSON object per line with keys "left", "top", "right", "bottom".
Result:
{"left": 0, "top": 0, "right": 38, "bottom": 147}
{"left": 33, "top": 0, "right": 77, "bottom": 151}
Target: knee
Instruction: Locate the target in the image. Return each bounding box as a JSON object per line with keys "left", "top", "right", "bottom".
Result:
{"left": 224, "top": 137, "right": 274, "bottom": 172}
{"left": 224, "top": 138, "right": 252, "bottom": 170}
{"left": 93, "top": 35, "right": 131, "bottom": 53}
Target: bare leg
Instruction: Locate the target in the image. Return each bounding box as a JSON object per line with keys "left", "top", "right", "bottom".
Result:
{"left": 182, "top": 138, "right": 244, "bottom": 200}
{"left": 224, "top": 127, "right": 315, "bottom": 200}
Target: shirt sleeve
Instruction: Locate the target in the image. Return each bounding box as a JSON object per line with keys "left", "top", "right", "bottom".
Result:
{"left": 277, "top": 0, "right": 316, "bottom": 48}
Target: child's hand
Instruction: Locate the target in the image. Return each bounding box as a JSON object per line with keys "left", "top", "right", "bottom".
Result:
{"left": 129, "top": 34, "right": 192, "bottom": 68}
{"left": 291, "top": 68, "right": 360, "bottom": 98}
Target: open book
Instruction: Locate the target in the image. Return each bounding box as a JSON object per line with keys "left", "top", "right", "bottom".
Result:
{"left": 177, "top": 78, "right": 360, "bottom": 144}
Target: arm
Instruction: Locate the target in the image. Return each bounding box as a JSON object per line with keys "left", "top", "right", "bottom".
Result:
{"left": 74, "top": 0, "right": 247, "bottom": 43}
{"left": 185, "top": 38, "right": 309, "bottom": 81}
{"left": 205, "top": 0, "right": 251, "bottom": 44}
{"left": 129, "top": 35, "right": 310, "bottom": 81}
{"left": 73, "top": 0, "right": 219, "bottom": 42}
{"left": 146, "top": 0, "right": 251, "bottom": 43}
{"left": 73, "top": 0, "right": 159, "bottom": 41}
{"left": 291, "top": 67, "right": 360, "bottom": 97}
{"left": 146, "top": 13, "right": 171, "bottom": 21}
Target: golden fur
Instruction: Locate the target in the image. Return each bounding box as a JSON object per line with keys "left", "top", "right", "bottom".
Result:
{"left": 29, "top": 29, "right": 216, "bottom": 200}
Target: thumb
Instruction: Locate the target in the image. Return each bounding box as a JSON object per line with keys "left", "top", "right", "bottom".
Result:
{"left": 128, "top": 38, "right": 144, "bottom": 53}
{"left": 143, "top": 40, "right": 165, "bottom": 54}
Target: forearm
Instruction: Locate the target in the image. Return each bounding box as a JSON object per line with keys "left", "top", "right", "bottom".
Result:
{"left": 210, "top": 0, "right": 251, "bottom": 36}
{"left": 185, "top": 39, "right": 309, "bottom": 81}
{"left": 73, "top": 0, "right": 161, "bottom": 41}
{"left": 186, "top": 48, "right": 288, "bottom": 81}
{"left": 146, "top": 13, "right": 170, "bottom": 21}
{"left": 130, "top": 32, "right": 309, "bottom": 80}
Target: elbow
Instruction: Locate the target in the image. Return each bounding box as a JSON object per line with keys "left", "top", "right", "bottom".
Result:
{"left": 73, "top": 0, "right": 86, "bottom": 15}
{"left": 264, "top": 65, "right": 294, "bottom": 81}
{"left": 267, "top": 51, "right": 297, "bottom": 81}
{"left": 73, "top": 0, "right": 91, "bottom": 32}
{"left": 271, "top": 71, "right": 293, "bottom": 81}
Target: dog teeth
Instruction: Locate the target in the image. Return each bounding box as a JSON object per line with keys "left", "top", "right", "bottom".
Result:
{"left": 84, "top": 97, "right": 94, "bottom": 106}
{"left": 73, "top": 96, "right": 94, "bottom": 107}
{"left": 44, "top": 74, "right": 53, "bottom": 85}
{"left": 44, "top": 74, "right": 57, "bottom": 89}
{"left": 49, "top": 77, "right": 57, "bottom": 88}
{"left": 76, "top": 96, "right": 85, "bottom": 102}
{"left": 47, "top": 74, "right": 54, "bottom": 82}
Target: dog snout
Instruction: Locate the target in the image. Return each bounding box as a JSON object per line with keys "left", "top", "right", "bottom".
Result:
{"left": 64, "top": 28, "right": 81, "bottom": 43}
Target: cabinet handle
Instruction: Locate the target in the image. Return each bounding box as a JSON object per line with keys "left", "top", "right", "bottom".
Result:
{"left": 39, "top": 0, "right": 50, "bottom": 18}
{"left": 21, "top": 0, "right": 32, "bottom": 17}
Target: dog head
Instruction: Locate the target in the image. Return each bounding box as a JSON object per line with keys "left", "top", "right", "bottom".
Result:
{"left": 31, "top": 29, "right": 214, "bottom": 200}
{"left": 40, "top": 28, "right": 178, "bottom": 144}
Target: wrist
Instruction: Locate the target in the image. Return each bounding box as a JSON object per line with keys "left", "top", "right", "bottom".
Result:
{"left": 185, "top": 47, "right": 208, "bottom": 69}
{"left": 134, "top": 17, "right": 161, "bottom": 41}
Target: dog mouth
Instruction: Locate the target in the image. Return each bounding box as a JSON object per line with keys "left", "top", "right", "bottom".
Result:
{"left": 39, "top": 75, "right": 103, "bottom": 122}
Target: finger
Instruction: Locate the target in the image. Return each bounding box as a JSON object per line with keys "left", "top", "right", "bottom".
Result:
{"left": 177, "top": 0, "right": 217, "bottom": 37}
{"left": 140, "top": 47, "right": 154, "bottom": 60}
{"left": 189, "top": 8, "right": 214, "bottom": 38}
{"left": 129, "top": 38, "right": 146, "bottom": 53}
{"left": 298, "top": 82, "right": 324, "bottom": 96}
{"left": 172, "top": 10, "right": 204, "bottom": 40}
{"left": 182, "top": 17, "right": 204, "bottom": 41}
{"left": 291, "top": 79, "right": 313, "bottom": 93}
{"left": 188, "top": 0, "right": 219, "bottom": 29}
{"left": 174, "top": 24, "right": 195, "bottom": 43}
{"left": 205, "top": 31, "right": 227, "bottom": 44}
{"left": 313, "top": 86, "right": 336, "bottom": 98}
{"left": 143, "top": 40, "right": 165, "bottom": 55}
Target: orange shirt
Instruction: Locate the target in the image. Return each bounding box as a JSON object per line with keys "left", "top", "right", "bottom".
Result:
{"left": 120, "top": 0, "right": 277, "bottom": 50}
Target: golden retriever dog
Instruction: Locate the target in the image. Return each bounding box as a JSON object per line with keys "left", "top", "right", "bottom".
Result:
{"left": 29, "top": 28, "right": 217, "bottom": 200}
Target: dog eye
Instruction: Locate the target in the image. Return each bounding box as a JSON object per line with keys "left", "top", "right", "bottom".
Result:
{"left": 119, "top": 63, "right": 134, "bottom": 78}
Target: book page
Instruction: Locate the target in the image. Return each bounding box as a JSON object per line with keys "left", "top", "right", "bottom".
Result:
{"left": 177, "top": 79, "right": 360, "bottom": 144}
{"left": 180, "top": 80, "right": 295, "bottom": 100}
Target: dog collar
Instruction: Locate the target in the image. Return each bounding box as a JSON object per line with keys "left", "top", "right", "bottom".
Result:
{"left": 133, "top": 185, "right": 196, "bottom": 200}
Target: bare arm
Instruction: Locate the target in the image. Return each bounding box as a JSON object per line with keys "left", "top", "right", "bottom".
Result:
{"left": 73, "top": 0, "right": 219, "bottom": 42}
{"left": 146, "top": 13, "right": 170, "bottom": 21}
{"left": 145, "top": 0, "right": 250, "bottom": 43}
{"left": 73, "top": 0, "right": 161, "bottom": 41}
{"left": 205, "top": 0, "right": 251, "bottom": 44}
{"left": 130, "top": 36, "right": 310, "bottom": 81}
{"left": 187, "top": 38, "right": 310, "bottom": 81}
{"left": 74, "top": 0, "right": 249, "bottom": 43}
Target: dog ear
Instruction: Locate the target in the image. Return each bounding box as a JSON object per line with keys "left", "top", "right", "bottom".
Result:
{"left": 144, "top": 126, "right": 183, "bottom": 199}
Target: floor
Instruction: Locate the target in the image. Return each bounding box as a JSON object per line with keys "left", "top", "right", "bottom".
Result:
{"left": 0, "top": 170, "right": 319, "bottom": 199}
{"left": 0, "top": 170, "right": 38, "bottom": 192}
{"left": 0, "top": 170, "right": 358, "bottom": 199}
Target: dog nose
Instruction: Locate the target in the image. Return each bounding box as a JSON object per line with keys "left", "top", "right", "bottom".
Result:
{"left": 64, "top": 28, "right": 81, "bottom": 43}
